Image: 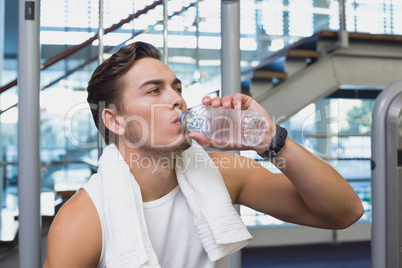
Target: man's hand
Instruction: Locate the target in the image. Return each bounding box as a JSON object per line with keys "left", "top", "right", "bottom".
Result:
{"left": 188, "top": 93, "right": 276, "bottom": 154}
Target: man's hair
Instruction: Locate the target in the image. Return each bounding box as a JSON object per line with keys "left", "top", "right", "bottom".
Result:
{"left": 87, "top": 41, "right": 162, "bottom": 145}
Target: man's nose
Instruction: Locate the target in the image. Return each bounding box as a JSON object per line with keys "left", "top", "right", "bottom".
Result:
{"left": 168, "top": 89, "right": 183, "bottom": 110}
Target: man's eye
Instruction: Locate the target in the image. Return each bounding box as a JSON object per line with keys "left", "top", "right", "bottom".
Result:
{"left": 175, "top": 88, "right": 182, "bottom": 93}
{"left": 148, "top": 88, "right": 159, "bottom": 94}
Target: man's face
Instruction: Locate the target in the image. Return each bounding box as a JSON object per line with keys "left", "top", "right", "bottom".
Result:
{"left": 118, "top": 57, "right": 191, "bottom": 154}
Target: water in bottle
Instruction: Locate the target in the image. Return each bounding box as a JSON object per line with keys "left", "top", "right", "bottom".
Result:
{"left": 180, "top": 105, "right": 267, "bottom": 146}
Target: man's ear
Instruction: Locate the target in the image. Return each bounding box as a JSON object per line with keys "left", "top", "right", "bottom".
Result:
{"left": 102, "top": 108, "right": 125, "bottom": 136}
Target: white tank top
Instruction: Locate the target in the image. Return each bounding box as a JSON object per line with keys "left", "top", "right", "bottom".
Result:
{"left": 84, "top": 178, "right": 229, "bottom": 268}
{"left": 143, "top": 185, "right": 229, "bottom": 268}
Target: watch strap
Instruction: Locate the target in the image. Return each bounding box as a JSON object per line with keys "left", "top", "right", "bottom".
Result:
{"left": 258, "top": 124, "right": 288, "bottom": 160}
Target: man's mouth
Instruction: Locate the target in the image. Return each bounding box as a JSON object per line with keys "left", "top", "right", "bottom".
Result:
{"left": 173, "top": 117, "right": 181, "bottom": 125}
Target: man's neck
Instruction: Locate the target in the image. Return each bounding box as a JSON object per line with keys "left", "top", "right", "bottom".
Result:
{"left": 119, "top": 145, "right": 179, "bottom": 202}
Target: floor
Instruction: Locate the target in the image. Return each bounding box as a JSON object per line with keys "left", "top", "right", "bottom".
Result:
{"left": 241, "top": 241, "right": 371, "bottom": 268}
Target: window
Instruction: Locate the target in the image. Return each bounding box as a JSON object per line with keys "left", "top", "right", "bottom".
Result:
{"left": 241, "top": 98, "right": 374, "bottom": 226}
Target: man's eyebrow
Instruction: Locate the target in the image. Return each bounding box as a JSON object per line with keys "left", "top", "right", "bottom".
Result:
{"left": 139, "top": 78, "right": 181, "bottom": 89}
{"left": 173, "top": 78, "right": 182, "bottom": 85}
{"left": 139, "top": 79, "right": 164, "bottom": 89}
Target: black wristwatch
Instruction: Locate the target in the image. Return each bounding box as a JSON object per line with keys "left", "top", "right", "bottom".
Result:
{"left": 258, "top": 124, "right": 288, "bottom": 160}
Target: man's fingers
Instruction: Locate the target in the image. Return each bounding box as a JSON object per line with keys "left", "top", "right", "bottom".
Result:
{"left": 221, "top": 96, "right": 233, "bottom": 108}
{"left": 211, "top": 97, "right": 223, "bottom": 107}
{"left": 202, "top": 94, "right": 248, "bottom": 110}
{"left": 201, "top": 96, "right": 212, "bottom": 106}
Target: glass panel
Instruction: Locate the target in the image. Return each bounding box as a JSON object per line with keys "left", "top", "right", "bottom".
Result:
{"left": 240, "top": 0, "right": 333, "bottom": 74}
{"left": 391, "top": 1, "right": 402, "bottom": 34}
{"left": 40, "top": 87, "right": 98, "bottom": 192}
{"left": 241, "top": 98, "right": 374, "bottom": 226}
{"left": 344, "top": 0, "right": 400, "bottom": 34}
{"left": 0, "top": 87, "right": 19, "bottom": 233}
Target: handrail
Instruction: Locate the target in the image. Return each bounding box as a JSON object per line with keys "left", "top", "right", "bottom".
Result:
{"left": 0, "top": 0, "right": 163, "bottom": 94}
{"left": 0, "top": 79, "right": 17, "bottom": 94}
{"left": 0, "top": 102, "right": 17, "bottom": 115}
{"left": 241, "top": 31, "right": 324, "bottom": 76}
{"left": 321, "top": 30, "right": 402, "bottom": 42}
{"left": 305, "top": 133, "right": 371, "bottom": 138}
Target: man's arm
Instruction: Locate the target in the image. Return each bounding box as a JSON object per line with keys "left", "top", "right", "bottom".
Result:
{"left": 210, "top": 138, "right": 363, "bottom": 229}
{"left": 44, "top": 190, "right": 102, "bottom": 268}
{"left": 193, "top": 93, "right": 363, "bottom": 229}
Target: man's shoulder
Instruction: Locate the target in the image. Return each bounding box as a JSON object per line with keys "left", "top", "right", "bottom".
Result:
{"left": 65, "top": 189, "right": 95, "bottom": 211}
{"left": 52, "top": 189, "right": 100, "bottom": 233}
{"left": 46, "top": 189, "right": 102, "bottom": 267}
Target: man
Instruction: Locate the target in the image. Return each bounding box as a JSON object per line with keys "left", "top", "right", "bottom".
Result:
{"left": 45, "top": 41, "right": 363, "bottom": 268}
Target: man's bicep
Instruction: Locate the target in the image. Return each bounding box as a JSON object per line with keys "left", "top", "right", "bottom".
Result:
{"left": 211, "top": 152, "right": 314, "bottom": 224}
{"left": 46, "top": 214, "right": 87, "bottom": 267}
{"left": 237, "top": 169, "right": 301, "bottom": 216}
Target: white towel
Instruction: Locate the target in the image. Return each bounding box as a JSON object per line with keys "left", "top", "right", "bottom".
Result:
{"left": 94, "top": 143, "right": 252, "bottom": 267}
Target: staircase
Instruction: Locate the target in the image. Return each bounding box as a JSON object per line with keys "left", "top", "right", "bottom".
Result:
{"left": 242, "top": 30, "right": 402, "bottom": 122}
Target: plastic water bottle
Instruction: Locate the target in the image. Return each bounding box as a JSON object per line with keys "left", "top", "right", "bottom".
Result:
{"left": 180, "top": 105, "right": 267, "bottom": 146}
